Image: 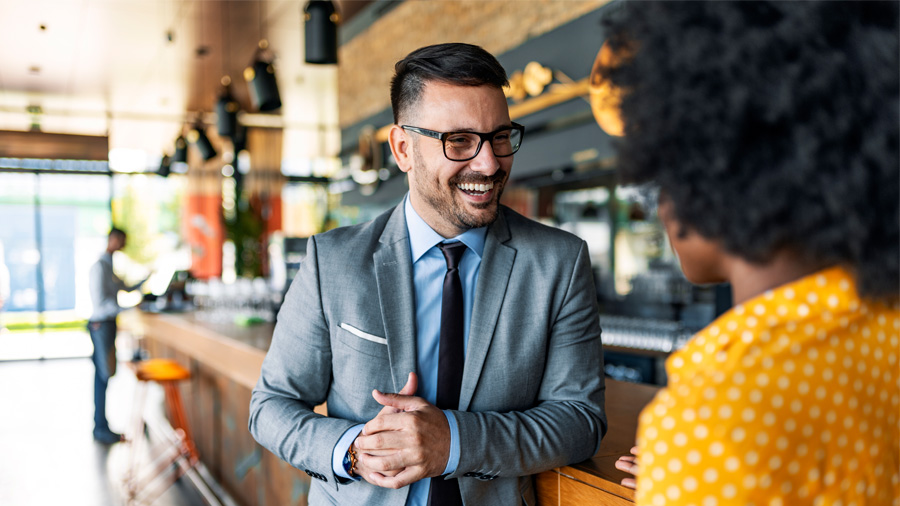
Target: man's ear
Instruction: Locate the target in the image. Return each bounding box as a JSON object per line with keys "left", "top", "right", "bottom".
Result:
{"left": 388, "top": 125, "right": 413, "bottom": 174}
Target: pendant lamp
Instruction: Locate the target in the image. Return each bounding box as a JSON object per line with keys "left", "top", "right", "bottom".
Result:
{"left": 216, "top": 76, "right": 240, "bottom": 138}
{"left": 157, "top": 154, "right": 172, "bottom": 177}
{"left": 173, "top": 135, "right": 188, "bottom": 163}
{"left": 590, "top": 40, "right": 630, "bottom": 137}
{"left": 244, "top": 40, "right": 282, "bottom": 112}
{"left": 304, "top": 1, "right": 339, "bottom": 64}
{"left": 188, "top": 124, "right": 217, "bottom": 161}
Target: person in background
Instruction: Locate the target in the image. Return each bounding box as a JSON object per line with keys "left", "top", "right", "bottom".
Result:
{"left": 602, "top": 1, "right": 899, "bottom": 504}
{"left": 88, "top": 227, "right": 146, "bottom": 444}
{"left": 249, "top": 43, "right": 606, "bottom": 505}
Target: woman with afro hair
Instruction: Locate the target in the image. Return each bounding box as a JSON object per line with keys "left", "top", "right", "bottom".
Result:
{"left": 605, "top": 2, "right": 899, "bottom": 504}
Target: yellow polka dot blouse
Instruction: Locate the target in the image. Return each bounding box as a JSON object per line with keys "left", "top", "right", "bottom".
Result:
{"left": 635, "top": 267, "right": 899, "bottom": 506}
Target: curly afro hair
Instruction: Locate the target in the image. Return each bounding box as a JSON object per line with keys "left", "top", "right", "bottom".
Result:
{"left": 603, "top": 1, "right": 899, "bottom": 302}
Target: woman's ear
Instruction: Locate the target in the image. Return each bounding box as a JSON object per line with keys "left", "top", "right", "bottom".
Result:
{"left": 388, "top": 125, "right": 413, "bottom": 174}
{"left": 659, "top": 197, "right": 728, "bottom": 285}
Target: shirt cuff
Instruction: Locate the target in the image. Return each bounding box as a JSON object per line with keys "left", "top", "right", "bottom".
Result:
{"left": 442, "top": 410, "right": 461, "bottom": 475}
{"left": 332, "top": 424, "right": 365, "bottom": 480}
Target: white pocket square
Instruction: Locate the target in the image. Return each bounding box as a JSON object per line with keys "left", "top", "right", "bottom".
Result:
{"left": 339, "top": 323, "right": 388, "bottom": 345}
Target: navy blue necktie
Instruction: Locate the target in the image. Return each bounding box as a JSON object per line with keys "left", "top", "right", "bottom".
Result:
{"left": 428, "top": 241, "right": 466, "bottom": 506}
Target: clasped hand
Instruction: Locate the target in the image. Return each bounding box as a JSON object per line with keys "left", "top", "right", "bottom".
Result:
{"left": 352, "top": 372, "right": 451, "bottom": 489}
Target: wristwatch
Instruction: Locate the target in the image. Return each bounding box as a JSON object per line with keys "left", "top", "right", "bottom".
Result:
{"left": 343, "top": 445, "right": 359, "bottom": 478}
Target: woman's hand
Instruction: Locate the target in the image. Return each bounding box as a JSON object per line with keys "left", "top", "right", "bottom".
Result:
{"left": 614, "top": 446, "right": 640, "bottom": 489}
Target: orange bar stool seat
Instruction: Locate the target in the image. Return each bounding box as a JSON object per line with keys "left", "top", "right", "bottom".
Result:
{"left": 124, "top": 358, "right": 199, "bottom": 505}
{"left": 134, "top": 358, "right": 191, "bottom": 382}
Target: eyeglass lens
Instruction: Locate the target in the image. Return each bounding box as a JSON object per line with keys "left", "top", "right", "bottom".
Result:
{"left": 444, "top": 128, "right": 522, "bottom": 161}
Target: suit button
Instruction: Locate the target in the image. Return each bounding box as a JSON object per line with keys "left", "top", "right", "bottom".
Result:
{"left": 463, "top": 472, "right": 476, "bottom": 478}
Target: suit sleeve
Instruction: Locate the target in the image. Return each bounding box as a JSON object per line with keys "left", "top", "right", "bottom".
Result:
{"left": 248, "top": 236, "right": 358, "bottom": 487}
{"left": 450, "top": 241, "right": 607, "bottom": 478}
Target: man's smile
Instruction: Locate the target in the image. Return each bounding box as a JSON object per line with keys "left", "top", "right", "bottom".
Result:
{"left": 456, "top": 181, "right": 494, "bottom": 196}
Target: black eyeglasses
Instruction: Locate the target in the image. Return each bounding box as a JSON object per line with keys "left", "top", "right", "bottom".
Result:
{"left": 401, "top": 123, "right": 525, "bottom": 162}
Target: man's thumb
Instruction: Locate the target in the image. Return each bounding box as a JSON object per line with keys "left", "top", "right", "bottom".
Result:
{"left": 372, "top": 388, "right": 418, "bottom": 411}
{"left": 398, "top": 372, "right": 418, "bottom": 396}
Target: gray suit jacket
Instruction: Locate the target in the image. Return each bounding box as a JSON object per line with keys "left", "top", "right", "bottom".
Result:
{"left": 249, "top": 204, "right": 606, "bottom": 505}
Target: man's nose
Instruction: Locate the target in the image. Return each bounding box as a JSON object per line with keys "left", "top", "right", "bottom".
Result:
{"left": 468, "top": 141, "right": 501, "bottom": 175}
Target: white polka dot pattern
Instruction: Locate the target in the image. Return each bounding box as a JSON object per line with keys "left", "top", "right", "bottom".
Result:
{"left": 635, "top": 267, "right": 900, "bottom": 505}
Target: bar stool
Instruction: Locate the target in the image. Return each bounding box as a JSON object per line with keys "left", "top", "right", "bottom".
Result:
{"left": 124, "top": 358, "right": 199, "bottom": 506}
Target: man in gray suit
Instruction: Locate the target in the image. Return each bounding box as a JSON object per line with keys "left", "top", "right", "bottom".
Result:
{"left": 250, "top": 43, "right": 606, "bottom": 506}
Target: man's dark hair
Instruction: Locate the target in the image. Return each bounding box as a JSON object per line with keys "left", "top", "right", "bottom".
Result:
{"left": 390, "top": 43, "right": 509, "bottom": 124}
{"left": 604, "top": 1, "right": 899, "bottom": 301}
{"left": 109, "top": 227, "right": 126, "bottom": 240}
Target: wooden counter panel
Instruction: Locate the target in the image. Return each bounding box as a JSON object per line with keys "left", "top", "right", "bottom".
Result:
{"left": 134, "top": 311, "right": 312, "bottom": 506}
{"left": 536, "top": 378, "right": 659, "bottom": 505}
{"left": 594, "top": 379, "right": 659, "bottom": 458}
{"left": 559, "top": 474, "right": 630, "bottom": 506}
{"left": 561, "top": 457, "right": 635, "bottom": 501}
{"left": 194, "top": 361, "right": 220, "bottom": 480}
{"left": 262, "top": 449, "right": 311, "bottom": 506}
{"left": 536, "top": 471, "right": 559, "bottom": 505}
{"left": 536, "top": 470, "right": 633, "bottom": 506}
{"left": 219, "top": 377, "right": 262, "bottom": 506}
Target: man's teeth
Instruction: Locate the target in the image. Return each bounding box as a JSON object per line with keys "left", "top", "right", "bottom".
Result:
{"left": 457, "top": 182, "right": 494, "bottom": 192}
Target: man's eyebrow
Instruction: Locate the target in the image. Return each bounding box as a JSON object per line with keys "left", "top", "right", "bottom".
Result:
{"left": 445, "top": 124, "right": 513, "bottom": 133}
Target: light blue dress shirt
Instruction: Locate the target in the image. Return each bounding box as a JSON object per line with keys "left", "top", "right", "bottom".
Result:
{"left": 332, "top": 195, "right": 486, "bottom": 506}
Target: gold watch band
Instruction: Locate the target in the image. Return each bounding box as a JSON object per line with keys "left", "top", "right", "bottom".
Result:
{"left": 347, "top": 445, "right": 359, "bottom": 477}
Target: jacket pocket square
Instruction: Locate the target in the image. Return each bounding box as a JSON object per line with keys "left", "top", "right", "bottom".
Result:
{"left": 339, "top": 323, "right": 388, "bottom": 345}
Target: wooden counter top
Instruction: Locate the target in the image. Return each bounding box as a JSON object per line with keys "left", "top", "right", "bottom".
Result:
{"left": 124, "top": 310, "right": 272, "bottom": 390}
{"left": 568, "top": 379, "right": 658, "bottom": 500}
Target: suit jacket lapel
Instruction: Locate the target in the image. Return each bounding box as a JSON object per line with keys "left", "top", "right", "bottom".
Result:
{"left": 374, "top": 204, "right": 418, "bottom": 393}
{"left": 459, "top": 209, "right": 515, "bottom": 411}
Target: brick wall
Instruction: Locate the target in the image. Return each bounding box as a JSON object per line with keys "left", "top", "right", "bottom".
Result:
{"left": 337, "top": 0, "right": 609, "bottom": 128}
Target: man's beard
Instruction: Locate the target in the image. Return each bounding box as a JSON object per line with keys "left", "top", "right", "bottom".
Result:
{"left": 412, "top": 144, "right": 506, "bottom": 231}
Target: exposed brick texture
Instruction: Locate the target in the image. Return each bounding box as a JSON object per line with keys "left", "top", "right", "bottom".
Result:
{"left": 337, "top": 0, "right": 608, "bottom": 128}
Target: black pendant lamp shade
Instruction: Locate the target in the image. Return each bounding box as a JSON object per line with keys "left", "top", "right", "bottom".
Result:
{"left": 304, "top": 1, "right": 339, "bottom": 64}
{"left": 232, "top": 123, "right": 248, "bottom": 154}
{"left": 244, "top": 41, "right": 282, "bottom": 112}
{"left": 173, "top": 135, "right": 188, "bottom": 163}
{"left": 188, "top": 124, "right": 217, "bottom": 161}
{"left": 157, "top": 154, "right": 172, "bottom": 177}
{"left": 216, "top": 77, "right": 240, "bottom": 138}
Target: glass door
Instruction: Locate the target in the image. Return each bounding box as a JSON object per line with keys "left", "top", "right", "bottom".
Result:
{"left": 38, "top": 173, "right": 113, "bottom": 358}
{"left": 0, "top": 171, "right": 112, "bottom": 360}
{"left": 0, "top": 172, "right": 43, "bottom": 359}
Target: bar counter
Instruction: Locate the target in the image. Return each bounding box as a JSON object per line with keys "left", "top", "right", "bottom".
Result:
{"left": 125, "top": 310, "right": 659, "bottom": 506}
